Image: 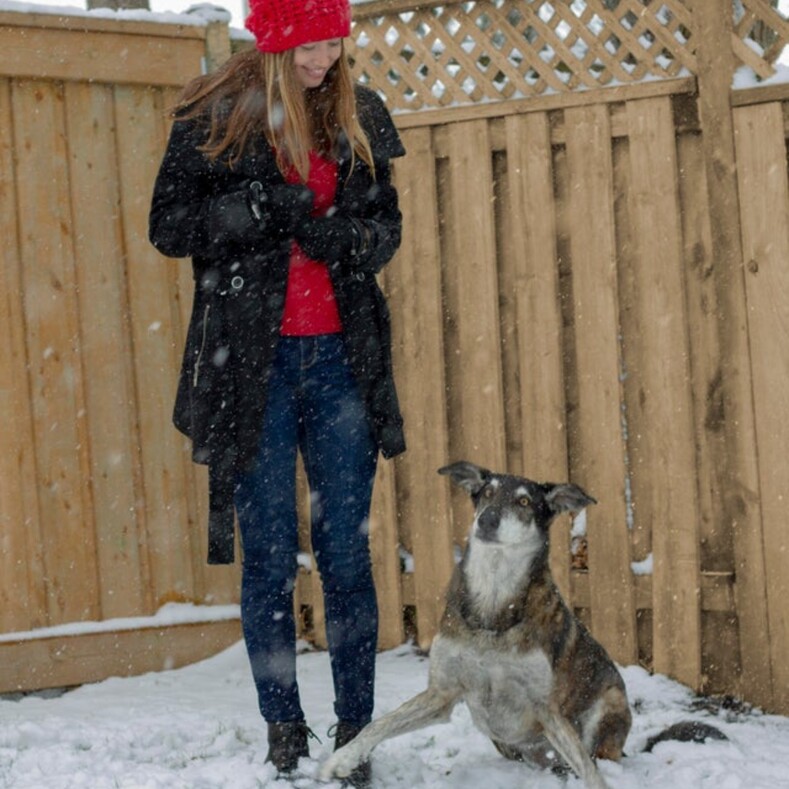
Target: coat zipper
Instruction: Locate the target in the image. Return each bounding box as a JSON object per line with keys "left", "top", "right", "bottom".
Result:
{"left": 193, "top": 304, "right": 210, "bottom": 387}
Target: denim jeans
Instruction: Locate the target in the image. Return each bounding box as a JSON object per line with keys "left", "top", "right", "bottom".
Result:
{"left": 234, "top": 334, "right": 379, "bottom": 727}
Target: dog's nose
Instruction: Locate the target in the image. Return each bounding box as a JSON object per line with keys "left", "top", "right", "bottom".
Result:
{"left": 476, "top": 507, "right": 499, "bottom": 540}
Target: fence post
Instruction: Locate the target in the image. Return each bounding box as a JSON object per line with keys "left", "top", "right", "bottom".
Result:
{"left": 187, "top": 5, "right": 233, "bottom": 72}
{"left": 689, "top": 0, "right": 772, "bottom": 709}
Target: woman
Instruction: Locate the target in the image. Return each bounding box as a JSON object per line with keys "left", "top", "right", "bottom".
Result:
{"left": 148, "top": 0, "right": 406, "bottom": 784}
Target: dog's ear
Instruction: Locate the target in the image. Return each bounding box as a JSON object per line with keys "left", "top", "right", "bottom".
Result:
{"left": 544, "top": 483, "right": 597, "bottom": 515}
{"left": 438, "top": 461, "right": 492, "bottom": 496}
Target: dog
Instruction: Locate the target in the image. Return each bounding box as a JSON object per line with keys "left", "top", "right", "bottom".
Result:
{"left": 321, "top": 461, "right": 725, "bottom": 788}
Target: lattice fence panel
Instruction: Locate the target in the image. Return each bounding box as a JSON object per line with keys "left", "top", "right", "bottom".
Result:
{"left": 347, "top": 0, "right": 788, "bottom": 112}
{"left": 734, "top": 0, "right": 789, "bottom": 76}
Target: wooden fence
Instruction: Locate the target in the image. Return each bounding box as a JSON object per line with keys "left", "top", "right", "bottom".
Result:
{"left": 1, "top": 1, "right": 788, "bottom": 716}
{"left": 0, "top": 8, "right": 243, "bottom": 690}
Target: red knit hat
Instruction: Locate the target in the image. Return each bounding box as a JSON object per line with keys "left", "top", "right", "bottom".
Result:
{"left": 246, "top": 0, "right": 352, "bottom": 54}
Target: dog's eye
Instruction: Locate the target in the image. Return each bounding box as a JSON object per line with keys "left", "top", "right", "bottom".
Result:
{"left": 483, "top": 486, "right": 495, "bottom": 499}
{"left": 518, "top": 496, "right": 531, "bottom": 507}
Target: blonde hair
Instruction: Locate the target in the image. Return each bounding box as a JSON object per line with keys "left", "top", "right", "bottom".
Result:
{"left": 173, "top": 45, "right": 374, "bottom": 181}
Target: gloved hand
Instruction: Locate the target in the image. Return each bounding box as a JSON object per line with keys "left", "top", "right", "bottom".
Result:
{"left": 250, "top": 181, "right": 314, "bottom": 239}
{"left": 207, "top": 181, "right": 313, "bottom": 246}
{"left": 294, "top": 215, "right": 362, "bottom": 262}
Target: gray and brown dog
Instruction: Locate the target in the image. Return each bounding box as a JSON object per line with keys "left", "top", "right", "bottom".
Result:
{"left": 322, "top": 460, "right": 629, "bottom": 789}
{"left": 322, "top": 461, "right": 724, "bottom": 788}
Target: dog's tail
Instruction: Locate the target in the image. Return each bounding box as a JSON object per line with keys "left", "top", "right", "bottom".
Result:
{"left": 642, "top": 720, "right": 727, "bottom": 753}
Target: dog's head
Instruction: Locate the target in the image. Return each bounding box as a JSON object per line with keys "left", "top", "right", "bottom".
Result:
{"left": 438, "top": 460, "right": 596, "bottom": 547}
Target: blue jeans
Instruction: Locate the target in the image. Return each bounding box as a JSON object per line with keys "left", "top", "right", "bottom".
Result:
{"left": 234, "top": 334, "right": 379, "bottom": 727}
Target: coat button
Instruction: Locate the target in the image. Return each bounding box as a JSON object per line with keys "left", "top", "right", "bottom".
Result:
{"left": 355, "top": 272, "right": 366, "bottom": 281}
{"left": 230, "top": 275, "right": 244, "bottom": 290}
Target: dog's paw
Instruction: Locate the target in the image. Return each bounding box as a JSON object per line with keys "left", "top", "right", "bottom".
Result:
{"left": 319, "top": 744, "right": 362, "bottom": 781}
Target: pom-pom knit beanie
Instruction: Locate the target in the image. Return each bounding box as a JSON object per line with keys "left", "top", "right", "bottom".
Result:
{"left": 246, "top": 0, "right": 352, "bottom": 53}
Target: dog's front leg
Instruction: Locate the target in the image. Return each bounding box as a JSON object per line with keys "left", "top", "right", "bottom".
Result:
{"left": 320, "top": 687, "right": 458, "bottom": 781}
{"left": 538, "top": 707, "right": 611, "bottom": 789}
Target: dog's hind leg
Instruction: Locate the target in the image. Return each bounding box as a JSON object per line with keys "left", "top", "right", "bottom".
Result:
{"left": 319, "top": 687, "right": 459, "bottom": 781}
{"left": 538, "top": 707, "right": 611, "bottom": 789}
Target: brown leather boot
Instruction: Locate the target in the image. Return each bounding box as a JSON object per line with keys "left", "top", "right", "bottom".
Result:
{"left": 265, "top": 720, "right": 313, "bottom": 774}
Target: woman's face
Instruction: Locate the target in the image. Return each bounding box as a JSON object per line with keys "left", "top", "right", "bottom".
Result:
{"left": 292, "top": 39, "right": 343, "bottom": 89}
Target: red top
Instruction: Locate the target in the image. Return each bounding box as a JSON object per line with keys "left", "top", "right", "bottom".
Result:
{"left": 279, "top": 151, "right": 343, "bottom": 336}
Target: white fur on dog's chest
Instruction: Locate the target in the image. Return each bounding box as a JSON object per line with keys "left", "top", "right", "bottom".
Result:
{"left": 430, "top": 633, "right": 553, "bottom": 743}
{"left": 463, "top": 520, "right": 543, "bottom": 625}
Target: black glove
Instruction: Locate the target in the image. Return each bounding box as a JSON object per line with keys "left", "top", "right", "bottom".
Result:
{"left": 294, "top": 215, "right": 363, "bottom": 262}
{"left": 250, "top": 181, "right": 314, "bottom": 239}
{"left": 207, "top": 181, "right": 313, "bottom": 246}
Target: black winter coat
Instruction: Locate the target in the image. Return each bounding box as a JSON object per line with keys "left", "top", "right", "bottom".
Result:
{"left": 149, "top": 85, "right": 406, "bottom": 564}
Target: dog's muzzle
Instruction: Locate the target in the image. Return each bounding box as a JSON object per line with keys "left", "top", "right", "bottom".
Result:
{"left": 475, "top": 508, "right": 501, "bottom": 542}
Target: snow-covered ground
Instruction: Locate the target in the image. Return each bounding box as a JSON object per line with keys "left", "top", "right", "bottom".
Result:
{"left": 2, "top": 639, "right": 789, "bottom": 789}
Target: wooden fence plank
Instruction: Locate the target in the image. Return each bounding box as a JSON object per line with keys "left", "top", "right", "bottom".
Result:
{"left": 395, "top": 79, "right": 698, "bottom": 133}
{"left": 0, "top": 78, "right": 47, "bottom": 633}
{"left": 63, "top": 81, "right": 146, "bottom": 619}
{"left": 114, "top": 84, "right": 194, "bottom": 609}
{"left": 369, "top": 460, "right": 404, "bottom": 650}
{"left": 503, "top": 112, "right": 572, "bottom": 600}
{"left": 674, "top": 110, "right": 743, "bottom": 690}
{"left": 0, "top": 10, "right": 206, "bottom": 37}
{"left": 733, "top": 101, "right": 789, "bottom": 712}
{"left": 0, "top": 619, "right": 241, "bottom": 694}
{"left": 609, "top": 127, "right": 640, "bottom": 563}
{"left": 624, "top": 96, "right": 702, "bottom": 689}
{"left": 12, "top": 78, "right": 101, "bottom": 626}
{"left": 443, "top": 120, "right": 507, "bottom": 470}
{"left": 674, "top": 120, "right": 733, "bottom": 574}
{"left": 491, "top": 142, "right": 522, "bottom": 476}
{"left": 0, "top": 24, "right": 205, "bottom": 87}
{"left": 564, "top": 104, "right": 637, "bottom": 665}
{"left": 691, "top": 0, "right": 772, "bottom": 709}
{"left": 389, "top": 127, "right": 454, "bottom": 648}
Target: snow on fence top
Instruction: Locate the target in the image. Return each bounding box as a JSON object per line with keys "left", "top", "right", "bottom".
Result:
{"left": 346, "top": 0, "right": 789, "bottom": 110}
